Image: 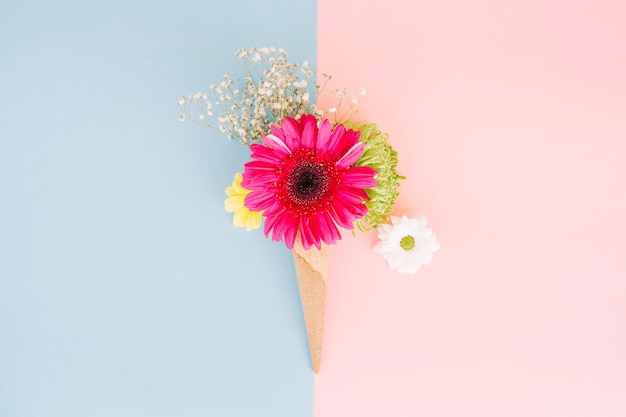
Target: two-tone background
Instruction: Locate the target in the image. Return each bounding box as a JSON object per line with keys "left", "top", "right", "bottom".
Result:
{"left": 1, "top": 0, "right": 625, "bottom": 416}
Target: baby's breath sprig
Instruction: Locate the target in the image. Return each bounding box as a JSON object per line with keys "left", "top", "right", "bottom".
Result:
{"left": 179, "top": 47, "right": 322, "bottom": 146}
{"left": 178, "top": 47, "right": 366, "bottom": 146}
{"left": 322, "top": 85, "right": 367, "bottom": 125}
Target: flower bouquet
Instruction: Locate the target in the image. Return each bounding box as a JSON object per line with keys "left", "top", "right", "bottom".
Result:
{"left": 179, "top": 47, "right": 439, "bottom": 372}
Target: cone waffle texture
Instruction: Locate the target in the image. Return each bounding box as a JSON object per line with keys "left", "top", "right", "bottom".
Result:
{"left": 292, "top": 239, "right": 328, "bottom": 373}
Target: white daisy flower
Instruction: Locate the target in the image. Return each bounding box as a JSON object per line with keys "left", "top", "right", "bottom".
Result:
{"left": 374, "top": 215, "right": 440, "bottom": 274}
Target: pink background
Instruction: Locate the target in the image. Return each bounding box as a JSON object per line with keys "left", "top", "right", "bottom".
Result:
{"left": 317, "top": 0, "right": 626, "bottom": 416}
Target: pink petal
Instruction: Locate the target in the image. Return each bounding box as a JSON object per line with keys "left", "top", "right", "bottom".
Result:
{"left": 331, "top": 127, "right": 360, "bottom": 161}
{"left": 335, "top": 191, "right": 368, "bottom": 217}
{"left": 280, "top": 117, "right": 302, "bottom": 150}
{"left": 335, "top": 186, "right": 368, "bottom": 205}
{"left": 283, "top": 216, "right": 299, "bottom": 249}
{"left": 327, "top": 199, "right": 356, "bottom": 229}
{"left": 300, "top": 114, "right": 317, "bottom": 149}
{"left": 307, "top": 215, "right": 324, "bottom": 250}
{"left": 250, "top": 146, "right": 283, "bottom": 164}
{"left": 262, "top": 203, "right": 283, "bottom": 217}
{"left": 336, "top": 141, "right": 365, "bottom": 169}
{"left": 315, "top": 119, "right": 332, "bottom": 152}
{"left": 344, "top": 128, "right": 361, "bottom": 147}
{"left": 263, "top": 205, "right": 285, "bottom": 239}
{"left": 262, "top": 205, "right": 300, "bottom": 249}
{"left": 243, "top": 172, "right": 278, "bottom": 190}
{"left": 299, "top": 217, "right": 319, "bottom": 250}
{"left": 270, "top": 209, "right": 292, "bottom": 243}
{"left": 326, "top": 123, "right": 346, "bottom": 160}
{"left": 342, "top": 166, "right": 378, "bottom": 188}
{"left": 262, "top": 134, "right": 291, "bottom": 155}
{"left": 244, "top": 190, "right": 277, "bottom": 211}
{"left": 244, "top": 160, "right": 277, "bottom": 171}
{"left": 317, "top": 211, "right": 341, "bottom": 245}
{"left": 250, "top": 143, "right": 282, "bottom": 164}
{"left": 270, "top": 124, "right": 286, "bottom": 142}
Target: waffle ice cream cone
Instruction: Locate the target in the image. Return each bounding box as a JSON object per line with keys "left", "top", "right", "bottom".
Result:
{"left": 292, "top": 239, "right": 328, "bottom": 373}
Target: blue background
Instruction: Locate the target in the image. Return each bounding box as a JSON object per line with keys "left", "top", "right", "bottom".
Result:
{"left": 0, "top": 0, "right": 316, "bottom": 416}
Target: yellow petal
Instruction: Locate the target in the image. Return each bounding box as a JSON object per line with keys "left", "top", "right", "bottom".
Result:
{"left": 224, "top": 195, "right": 245, "bottom": 212}
{"left": 246, "top": 210, "right": 263, "bottom": 231}
{"left": 224, "top": 172, "right": 262, "bottom": 231}
{"left": 233, "top": 208, "right": 247, "bottom": 228}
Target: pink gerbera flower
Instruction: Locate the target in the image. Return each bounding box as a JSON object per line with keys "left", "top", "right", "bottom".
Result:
{"left": 242, "top": 114, "right": 377, "bottom": 250}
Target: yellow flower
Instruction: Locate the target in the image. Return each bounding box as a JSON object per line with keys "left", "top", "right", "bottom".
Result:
{"left": 224, "top": 173, "right": 263, "bottom": 231}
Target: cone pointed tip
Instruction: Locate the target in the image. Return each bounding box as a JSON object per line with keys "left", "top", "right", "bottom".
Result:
{"left": 313, "top": 355, "right": 321, "bottom": 373}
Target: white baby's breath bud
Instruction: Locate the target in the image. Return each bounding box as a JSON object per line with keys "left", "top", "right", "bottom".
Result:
{"left": 202, "top": 94, "right": 208, "bottom": 100}
{"left": 302, "top": 60, "right": 309, "bottom": 68}
{"left": 219, "top": 125, "right": 227, "bottom": 132}
{"left": 358, "top": 88, "right": 366, "bottom": 96}
{"left": 178, "top": 114, "right": 185, "bottom": 121}
{"left": 327, "top": 107, "right": 337, "bottom": 113}
{"left": 336, "top": 89, "right": 347, "bottom": 98}
{"left": 198, "top": 114, "right": 205, "bottom": 120}
{"left": 351, "top": 96, "right": 359, "bottom": 104}
{"left": 178, "top": 97, "right": 186, "bottom": 106}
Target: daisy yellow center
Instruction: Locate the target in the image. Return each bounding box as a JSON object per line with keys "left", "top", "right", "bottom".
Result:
{"left": 400, "top": 235, "right": 415, "bottom": 250}
{"left": 276, "top": 148, "right": 338, "bottom": 216}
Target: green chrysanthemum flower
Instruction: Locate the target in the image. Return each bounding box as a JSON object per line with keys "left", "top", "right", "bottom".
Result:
{"left": 344, "top": 122, "right": 405, "bottom": 231}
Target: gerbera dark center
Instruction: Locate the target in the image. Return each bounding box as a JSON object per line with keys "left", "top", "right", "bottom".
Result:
{"left": 296, "top": 171, "right": 320, "bottom": 196}
{"left": 287, "top": 161, "right": 329, "bottom": 205}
